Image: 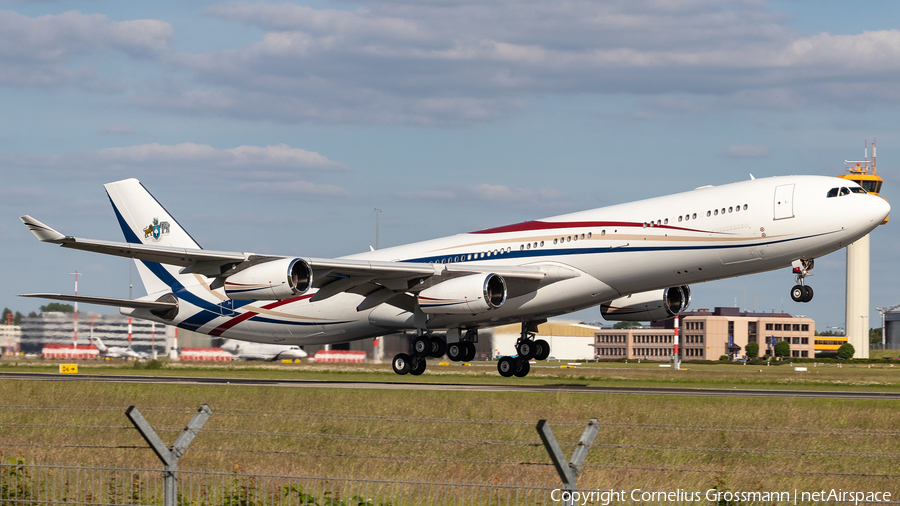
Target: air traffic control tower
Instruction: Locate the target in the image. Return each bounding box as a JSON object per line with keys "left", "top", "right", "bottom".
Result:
{"left": 838, "top": 140, "right": 888, "bottom": 358}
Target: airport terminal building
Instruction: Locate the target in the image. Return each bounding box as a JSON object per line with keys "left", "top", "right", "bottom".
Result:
{"left": 594, "top": 307, "right": 815, "bottom": 361}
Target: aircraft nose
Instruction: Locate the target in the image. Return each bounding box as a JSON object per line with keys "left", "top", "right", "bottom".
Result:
{"left": 872, "top": 196, "right": 891, "bottom": 223}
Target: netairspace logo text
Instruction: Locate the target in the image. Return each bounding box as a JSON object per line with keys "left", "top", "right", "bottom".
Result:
{"left": 551, "top": 488, "right": 893, "bottom": 505}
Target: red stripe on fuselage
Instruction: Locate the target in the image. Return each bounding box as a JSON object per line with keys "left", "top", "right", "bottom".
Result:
{"left": 208, "top": 294, "right": 314, "bottom": 337}
{"left": 470, "top": 220, "right": 715, "bottom": 235}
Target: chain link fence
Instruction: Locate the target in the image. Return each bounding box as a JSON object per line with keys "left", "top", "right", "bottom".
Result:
{"left": 3, "top": 461, "right": 900, "bottom": 506}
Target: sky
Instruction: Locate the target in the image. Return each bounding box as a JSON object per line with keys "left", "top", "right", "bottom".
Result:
{"left": 2, "top": 0, "right": 899, "bottom": 333}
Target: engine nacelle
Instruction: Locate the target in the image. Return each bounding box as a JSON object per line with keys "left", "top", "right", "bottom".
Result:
{"left": 224, "top": 258, "right": 312, "bottom": 300}
{"left": 600, "top": 286, "right": 691, "bottom": 322}
{"left": 418, "top": 273, "right": 507, "bottom": 314}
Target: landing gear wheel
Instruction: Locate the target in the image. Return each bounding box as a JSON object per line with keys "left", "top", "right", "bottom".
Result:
{"left": 463, "top": 342, "right": 477, "bottom": 362}
{"left": 802, "top": 285, "right": 814, "bottom": 303}
{"left": 409, "top": 357, "right": 426, "bottom": 375}
{"left": 534, "top": 339, "right": 550, "bottom": 361}
{"left": 429, "top": 337, "right": 447, "bottom": 358}
{"left": 514, "top": 358, "right": 530, "bottom": 377}
{"left": 790, "top": 285, "right": 805, "bottom": 303}
{"left": 497, "top": 356, "right": 516, "bottom": 377}
{"left": 412, "top": 335, "right": 431, "bottom": 357}
{"left": 447, "top": 342, "right": 466, "bottom": 362}
{"left": 516, "top": 340, "right": 535, "bottom": 360}
{"left": 392, "top": 353, "right": 411, "bottom": 375}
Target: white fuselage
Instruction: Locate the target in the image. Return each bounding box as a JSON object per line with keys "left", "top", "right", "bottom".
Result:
{"left": 126, "top": 175, "right": 889, "bottom": 346}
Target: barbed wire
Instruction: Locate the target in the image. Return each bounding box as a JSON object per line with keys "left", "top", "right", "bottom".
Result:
{"left": 2, "top": 405, "right": 898, "bottom": 437}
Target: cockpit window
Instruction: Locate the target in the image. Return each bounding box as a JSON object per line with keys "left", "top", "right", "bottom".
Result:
{"left": 839, "top": 187, "right": 850, "bottom": 196}
{"left": 850, "top": 187, "right": 867, "bottom": 194}
{"left": 826, "top": 188, "right": 839, "bottom": 198}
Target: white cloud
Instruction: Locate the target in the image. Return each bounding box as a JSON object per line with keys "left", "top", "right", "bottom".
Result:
{"left": 117, "top": 0, "right": 897, "bottom": 124}
{"left": 7, "top": 2, "right": 900, "bottom": 124}
{"left": 7, "top": 142, "right": 346, "bottom": 177}
{"left": 0, "top": 10, "right": 172, "bottom": 88}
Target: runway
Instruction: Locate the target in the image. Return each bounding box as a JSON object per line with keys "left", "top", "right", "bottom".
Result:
{"left": 1, "top": 372, "right": 897, "bottom": 399}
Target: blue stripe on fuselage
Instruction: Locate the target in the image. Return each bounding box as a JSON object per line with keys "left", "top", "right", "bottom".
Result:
{"left": 107, "top": 193, "right": 254, "bottom": 332}
{"left": 402, "top": 231, "right": 837, "bottom": 264}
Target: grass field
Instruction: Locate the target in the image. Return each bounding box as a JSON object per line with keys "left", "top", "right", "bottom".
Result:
{"left": 4, "top": 356, "right": 900, "bottom": 392}
{"left": 1, "top": 360, "right": 899, "bottom": 496}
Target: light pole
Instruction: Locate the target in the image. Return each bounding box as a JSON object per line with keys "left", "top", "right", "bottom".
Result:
{"left": 374, "top": 208, "right": 382, "bottom": 250}
{"left": 69, "top": 271, "right": 81, "bottom": 347}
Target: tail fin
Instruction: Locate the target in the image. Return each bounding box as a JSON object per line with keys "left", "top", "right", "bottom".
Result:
{"left": 104, "top": 179, "right": 201, "bottom": 250}
{"left": 104, "top": 179, "right": 202, "bottom": 295}
{"left": 91, "top": 335, "right": 108, "bottom": 352}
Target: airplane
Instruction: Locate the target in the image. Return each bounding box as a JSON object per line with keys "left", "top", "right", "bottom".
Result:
{"left": 220, "top": 339, "right": 308, "bottom": 361}
{"left": 90, "top": 330, "right": 148, "bottom": 360}
{"left": 19, "top": 175, "right": 889, "bottom": 378}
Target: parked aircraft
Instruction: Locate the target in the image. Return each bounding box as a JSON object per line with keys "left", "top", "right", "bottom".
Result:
{"left": 21, "top": 175, "right": 888, "bottom": 377}
{"left": 90, "top": 330, "right": 148, "bottom": 360}
{"left": 220, "top": 339, "right": 308, "bottom": 361}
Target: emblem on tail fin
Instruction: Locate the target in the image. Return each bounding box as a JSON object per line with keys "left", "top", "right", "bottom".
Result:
{"left": 143, "top": 218, "right": 170, "bottom": 241}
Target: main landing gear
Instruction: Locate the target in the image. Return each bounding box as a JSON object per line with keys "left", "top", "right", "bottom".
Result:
{"left": 496, "top": 321, "right": 550, "bottom": 378}
{"left": 392, "top": 331, "right": 456, "bottom": 376}
{"left": 789, "top": 259, "right": 815, "bottom": 303}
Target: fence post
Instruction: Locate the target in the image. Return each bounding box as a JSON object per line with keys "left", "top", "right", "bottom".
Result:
{"left": 536, "top": 418, "right": 598, "bottom": 506}
{"left": 126, "top": 404, "right": 212, "bottom": 506}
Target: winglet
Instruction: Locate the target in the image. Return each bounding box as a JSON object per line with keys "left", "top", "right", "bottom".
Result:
{"left": 20, "top": 215, "right": 66, "bottom": 242}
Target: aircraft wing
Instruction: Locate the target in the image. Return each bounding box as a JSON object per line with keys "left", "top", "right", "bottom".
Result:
{"left": 21, "top": 216, "right": 549, "bottom": 294}
{"left": 18, "top": 293, "right": 178, "bottom": 311}
{"left": 21, "top": 216, "right": 247, "bottom": 268}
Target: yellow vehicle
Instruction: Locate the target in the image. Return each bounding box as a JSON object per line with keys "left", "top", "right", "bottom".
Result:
{"left": 839, "top": 139, "right": 888, "bottom": 223}
{"left": 814, "top": 335, "right": 848, "bottom": 353}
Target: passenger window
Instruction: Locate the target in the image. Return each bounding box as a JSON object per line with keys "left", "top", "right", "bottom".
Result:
{"left": 728, "top": 207, "right": 733, "bottom": 213}
{"left": 554, "top": 238, "right": 558, "bottom": 244}
{"left": 707, "top": 211, "right": 711, "bottom": 217}
{"left": 678, "top": 216, "right": 683, "bottom": 222}
{"left": 692, "top": 213, "right": 697, "bottom": 219}
{"left": 743, "top": 204, "right": 748, "bottom": 210}
{"left": 826, "top": 188, "right": 838, "bottom": 198}
{"left": 713, "top": 209, "right": 718, "bottom": 216}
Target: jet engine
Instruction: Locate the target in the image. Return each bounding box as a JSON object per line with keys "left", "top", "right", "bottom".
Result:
{"left": 418, "top": 273, "right": 507, "bottom": 314}
{"left": 600, "top": 286, "right": 691, "bottom": 322}
{"left": 224, "top": 258, "right": 312, "bottom": 300}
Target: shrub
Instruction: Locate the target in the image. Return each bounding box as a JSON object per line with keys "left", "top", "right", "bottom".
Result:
{"left": 838, "top": 343, "right": 856, "bottom": 359}
{"left": 745, "top": 342, "right": 759, "bottom": 359}
{"left": 719, "top": 355, "right": 729, "bottom": 361}
{"left": 774, "top": 340, "right": 790, "bottom": 358}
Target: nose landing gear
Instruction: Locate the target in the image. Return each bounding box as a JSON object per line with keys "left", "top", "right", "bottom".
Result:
{"left": 790, "top": 259, "right": 815, "bottom": 303}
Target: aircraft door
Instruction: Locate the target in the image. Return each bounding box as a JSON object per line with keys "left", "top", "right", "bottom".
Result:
{"left": 773, "top": 184, "right": 795, "bottom": 220}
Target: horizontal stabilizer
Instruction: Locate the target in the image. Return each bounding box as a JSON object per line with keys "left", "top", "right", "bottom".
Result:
{"left": 19, "top": 293, "right": 177, "bottom": 311}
